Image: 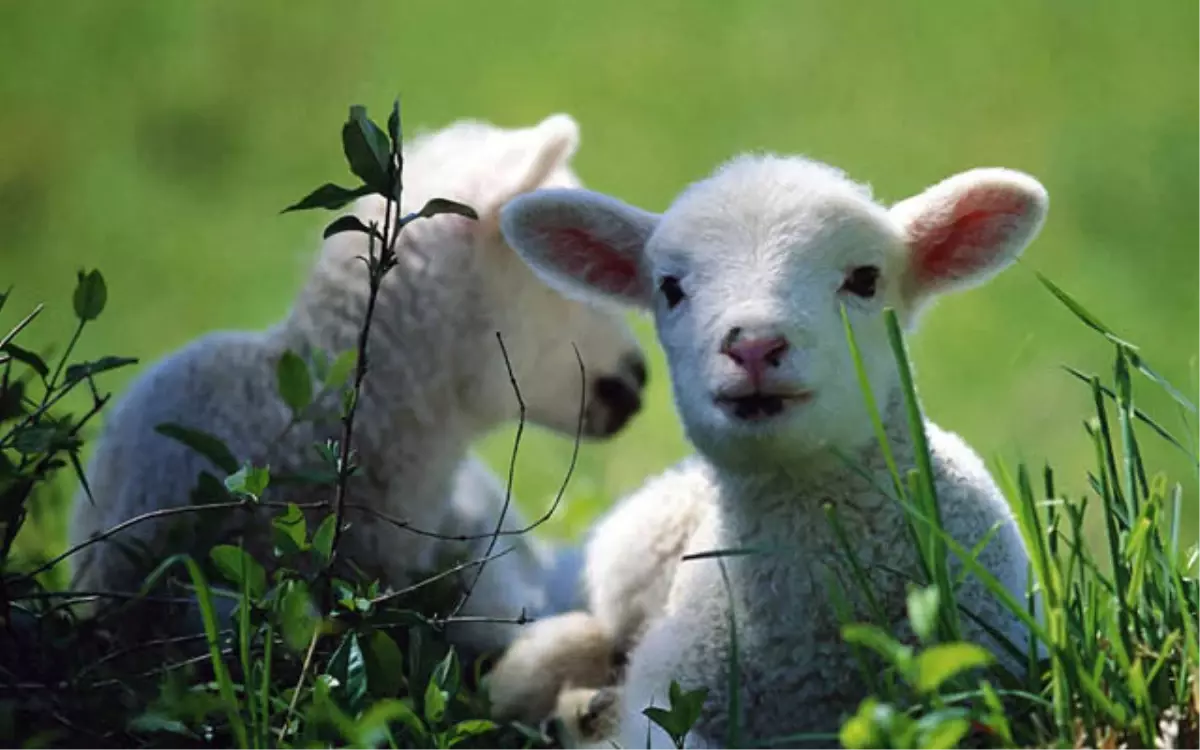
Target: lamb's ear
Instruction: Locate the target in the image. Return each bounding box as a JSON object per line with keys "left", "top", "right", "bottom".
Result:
{"left": 891, "top": 168, "right": 1048, "bottom": 306}
{"left": 486, "top": 114, "right": 580, "bottom": 210}
{"left": 509, "top": 113, "right": 580, "bottom": 194}
{"left": 501, "top": 188, "right": 659, "bottom": 309}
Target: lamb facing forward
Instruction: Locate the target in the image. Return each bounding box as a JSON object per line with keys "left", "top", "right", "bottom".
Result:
{"left": 68, "top": 113, "right": 648, "bottom": 655}
{"left": 490, "top": 153, "right": 1048, "bottom": 745}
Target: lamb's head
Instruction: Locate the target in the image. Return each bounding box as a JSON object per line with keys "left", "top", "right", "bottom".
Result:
{"left": 397, "top": 113, "right": 647, "bottom": 438}
{"left": 500, "top": 154, "right": 1048, "bottom": 468}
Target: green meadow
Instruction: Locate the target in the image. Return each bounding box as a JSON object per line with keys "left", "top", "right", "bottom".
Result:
{"left": 1, "top": 1, "right": 1195, "bottom": 570}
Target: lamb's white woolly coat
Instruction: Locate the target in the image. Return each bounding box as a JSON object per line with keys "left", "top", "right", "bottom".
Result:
{"left": 68, "top": 114, "right": 647, "bottom": 654}
{"left": 490, "top": 154, "right": 1049, "bottom": 746}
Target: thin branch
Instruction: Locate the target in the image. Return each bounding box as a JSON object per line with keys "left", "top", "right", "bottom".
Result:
{"left": 73, "top": 629, "right": 236, "bottom": 681}
{"left": 12, "top": 590, "right": 199, "bottom": 605}
{"left": 12, "top": 498, "right": 327, "bottom": 583}
{"left": 283, "top": 625, "right": 321, "bottom": 740}
{"left": 0, "top": 302, "right": 43, "bottom": 351}
{"left": 443, "top": 341, "right": 586, "bottom": 620}
{"left": 13, "top": 500, "right": 247, "bottom": 582}
{"left": 369, "top": 545, "right": 516, "bottom": 607}
{"left": 446, "top": 333, "right": 525, "bottom": 620}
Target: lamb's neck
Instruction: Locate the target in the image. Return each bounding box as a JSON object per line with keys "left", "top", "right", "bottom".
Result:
{"left": 712, "top": 394, "right": 919, "bottom": 541}
{"left": 277, "top": 230, "right": 490, "bottom": 477}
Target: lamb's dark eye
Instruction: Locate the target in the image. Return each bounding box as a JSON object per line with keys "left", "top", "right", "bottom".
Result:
{"left": 659, "top": 275, "right": 686, "bottom": 309}
{"left": 840, "top": 265, "right": 880, "bottom": 299}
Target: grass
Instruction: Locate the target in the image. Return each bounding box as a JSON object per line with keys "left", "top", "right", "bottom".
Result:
{"left": 1, "top": 99, "right": 1197, "bottom": 750}
{"left": 0, "top": 2, "right": 1195, "bottom": 572}
{"left": 0, "top": 3, "right": 1196, "bottom": 746}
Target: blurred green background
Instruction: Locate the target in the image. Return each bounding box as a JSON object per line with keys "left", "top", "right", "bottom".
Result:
{"left": 2, "top": 1, "right": 1196, "bottom": 575}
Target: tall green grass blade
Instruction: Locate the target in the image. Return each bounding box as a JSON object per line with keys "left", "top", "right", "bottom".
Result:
{"left": 823, "top": 502, "right": 886, "bottom": 627}
{"left": 1063, "top": 365, "right": 1196, "bottom": 462}
{"left": 164, "top": 554, "right": 250, "bottom": 748}
{"left": 840, "top": 303, "right": 905, "bottom": 502}
{"left": 1089, "top": 379, "right": 1136, "bottom": 660}
{"left": 1036, "top": 272, "right": 1138, "bottom": 349}
{"left": 716, "top": 559, "right": 741, "bottom": 750}
{"left": 885, "top": 309, "right": 958, "bottom": 642}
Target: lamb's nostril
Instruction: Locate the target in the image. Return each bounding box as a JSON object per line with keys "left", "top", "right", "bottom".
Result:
{"left": 722, "top": 335, "right": 790, "bottom": 373}
{"left": 628, "top": 357, "right": 648, "bottom": 389}
{"left": 763, "top": 339, "right": 787, "bottom": 367}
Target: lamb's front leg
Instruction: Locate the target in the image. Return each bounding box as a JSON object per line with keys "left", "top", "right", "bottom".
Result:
{"left": 485, "top": 611, "right": 615, "bottom": 726}
{"left": 585, "top": 458, "right": 714, "bottom": 652}
{"left": 610, "top": 613, "right": 716, "bottom": 750}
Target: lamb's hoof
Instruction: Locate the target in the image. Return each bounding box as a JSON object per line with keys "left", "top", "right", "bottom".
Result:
{"left": 557, "top": 686, "right": 621, "bottom": 746}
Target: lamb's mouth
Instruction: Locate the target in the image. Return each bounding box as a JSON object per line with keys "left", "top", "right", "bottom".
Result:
{"left": 715, "top": 391, "right": 813, "bottom": 421}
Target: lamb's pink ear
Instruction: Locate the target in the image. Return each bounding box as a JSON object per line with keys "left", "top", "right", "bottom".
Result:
{"left": 500, "top": 188, "right": 659, "bottom": 309}
{"left": 891, "top": 168, "right": 1048, "bottom": 305}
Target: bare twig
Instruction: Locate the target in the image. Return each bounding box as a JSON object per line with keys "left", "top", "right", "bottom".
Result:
{"left": 446, "top": 333, "right": 525, "bottom": 620}
{"left": 283, "top": 625, "right": 321, "bottom": 740}
{"left": 73, "top": 629, "right": 236, "bottom": 680}
{"left": 0, "top": 302, "right": 43, "bottom": 351}
{"left": 12, "top": 590, "right": 199, "bottom": 604}
{"left": 12, "top": 498, "right": 327, "bottom": 583}
{"left": 14, "top": 500, "right": 246, "bottom": 582}
{"left": 370, "top": 545, "right": 517, "bottom": 607}
{"left": 445, "top": 338, "right": 587, "bottom": 620}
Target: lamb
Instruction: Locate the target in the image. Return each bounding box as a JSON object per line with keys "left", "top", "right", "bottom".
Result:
{"left": 488, "top": 153, "right": 1048, "bottom": 745}
{"left": 67, "top": 113, "right": 648, "bottom": 656}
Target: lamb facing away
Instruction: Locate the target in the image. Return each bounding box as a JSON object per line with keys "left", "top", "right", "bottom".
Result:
{"left": 490, "top": 154, "right": 1048, "bottom": 745}
{"left": 68, "top": 113, "right": 648, "bottom": 656}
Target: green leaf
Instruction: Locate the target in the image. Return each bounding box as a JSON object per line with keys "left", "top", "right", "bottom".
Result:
{"left": 209, "top": 545, "right": 266, "bottom": 600}
{"left": 276, "top": 350, "right": 313, "bottom": 414}
{"left": 155, "top": 423, "right": 239, "bottom": 474}
{"left": 73, "top": 269, "right": 107, "bottom": 321}
{"left": 328, "top": 632, "right": 369, "bottom": 715}
{"left": 914, "top": 710, "right": 971, "bottom": 750}
{"left": 327, "top": 349, "right": 358, "bottom": 389}
{"left": 364, "top": 630, "right": 405, "bottom": 699}
{"left": 312, "top": 514, "right": 337, "bottom": 565}
{"left": 323, "top": 214, "right": 385, "bottom": 241}
{"left": 282, "top": 182, "right": 370, "bottom": 213}
{"left": 415, "top": 197, "right": 478, "bottom": 222}
{"left": 272, "top": 503, "right": 307, "bottom": 554}
{"left": 907, "top": 585, "right": 941, "bottom": 643}
{"left": 224, "top": 462, "right": 269, "bottom": 501}
{"left": 128, "top": 712, "right": 197, "bottom": 738}
{"left": 447, "top": 719, "right": 498, "bottom": 747}
{"left": 2, "top": 343, "right": 49, "bottom": 378}
{"left": 280, "top": 580, "right": 319, "bottom": 653}
{"left": 838, "top": 698, "right": 886, "bottom": 750}
{"left": 12, "top": 424, "right": 63, "bottom": 454}
{"left": 343, "top": 105, "right": 391, "bottom": 193}
{"left": 354, "top": 698, "right": 425, "bottom": 746}
{"left": 432, "top": 648, "right": 461, "bottom": 696}
{"left": 841, "top": 623, "right": 914, "bottom": 674}
{"left": 645, "top": 680, "right": 708, "bottom": 746}
{"left": 423, "top": 677, "right": 447, "bottom": 724}
{"left": 63, "top": 355, "right": 138, "bottom": 385}
{"left": 387, "top": 98, "right": 402, "bottom": 152}
{"left": 912, "top": 642, "right": 995, "bottom": 694}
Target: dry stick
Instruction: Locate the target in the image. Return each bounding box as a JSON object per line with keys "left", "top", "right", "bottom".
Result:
{"left": 444, "top": 337, "right": 587, "bottom": 622}
{"left": 283, "top": 625, "right": 321, "bottom": 739}
{"left": 14, "top": 499, "right": 328, "bottom": 583}
{"left": 370, "top": 545, "right": 517, "bottom": 607}
{"left": 73, "top": 629, "right": 236, "bottom": 681}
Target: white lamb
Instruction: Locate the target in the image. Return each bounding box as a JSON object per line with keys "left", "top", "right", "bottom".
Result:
{"left": 68, "top": 113, "right": 648, "bottom": 656}
{"left": 490, "top": 153, "right": 1048, "bottom": 745}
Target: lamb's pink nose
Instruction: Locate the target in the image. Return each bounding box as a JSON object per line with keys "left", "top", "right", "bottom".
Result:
{"left": 721, "top": 333, "right": 790, "bottom": 381}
